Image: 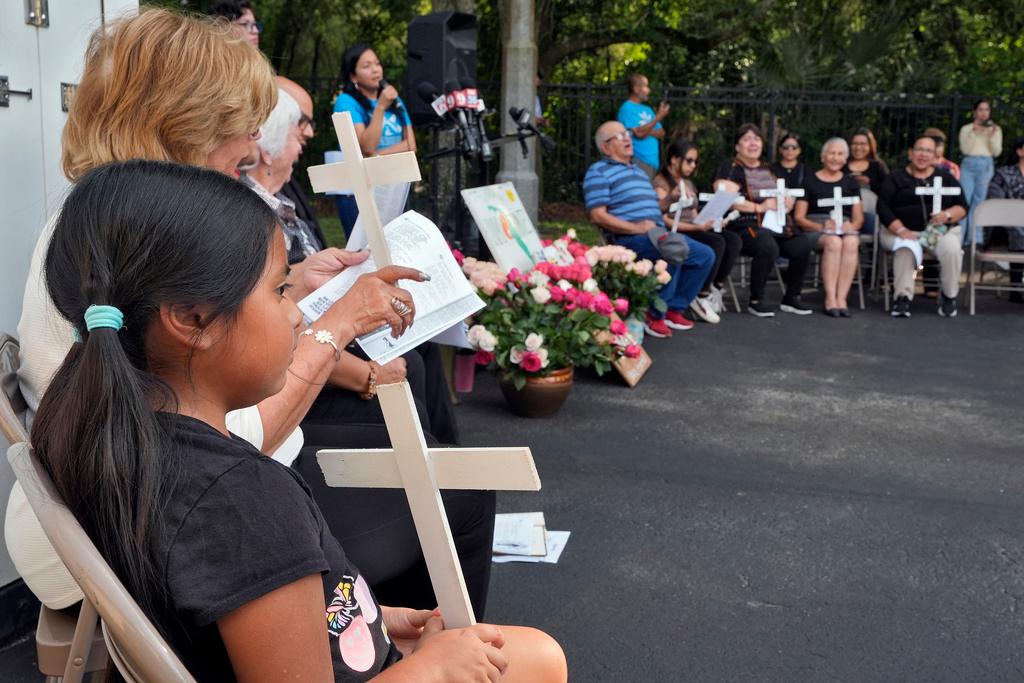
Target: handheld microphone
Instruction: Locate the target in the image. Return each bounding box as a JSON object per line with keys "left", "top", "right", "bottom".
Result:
{"left": 377, "top": 78, "right": 403, "bottom": 112}
{"left": 444, "top": 77, "right": 480, "bottom": 157}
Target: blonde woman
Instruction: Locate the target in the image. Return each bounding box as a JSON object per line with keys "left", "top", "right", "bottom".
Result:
{"left": 794, "top": 138, "right": 864, "bottom": 316}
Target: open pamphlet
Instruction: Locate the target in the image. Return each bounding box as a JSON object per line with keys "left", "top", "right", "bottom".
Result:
{"left": 298, "top": 211, "right": 484, "bottom": 365}
{"left": 694, "top": 189, "right": 740, "bottom": 225}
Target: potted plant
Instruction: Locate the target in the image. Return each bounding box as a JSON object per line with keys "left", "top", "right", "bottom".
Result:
{"left": 462, "top": 256, "right": 620, "bottom": 417}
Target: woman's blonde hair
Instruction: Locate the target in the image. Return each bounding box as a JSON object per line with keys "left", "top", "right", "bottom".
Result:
{"left": 62, "top": 8, "right": 276, "bottom": 181}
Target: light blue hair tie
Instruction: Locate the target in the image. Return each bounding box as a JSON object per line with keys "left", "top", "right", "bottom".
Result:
{"left": 84, "top": 305, "right": 125, "bottom": 331}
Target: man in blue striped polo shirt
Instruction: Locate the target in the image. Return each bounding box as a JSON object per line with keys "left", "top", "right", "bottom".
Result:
{"left": 584, "top": 120, "right": 715, "bottom": 338}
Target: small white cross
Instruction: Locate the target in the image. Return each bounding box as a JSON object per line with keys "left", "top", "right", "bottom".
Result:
{"left": 758, "top": 178, "right": 804, "bottom": 228}
{"left": 668, "top": 180, "right": 694, "bottom": 232}
{"left": 316, "top": 381, "right": 541, "bottom": 629}
{"left": 817, "top": 186, "right": 860, "bottom": 235}
{"left": 914, "top": 175, "right": 961, "bottom": 216}
{"left": 306, "top": 112, "right": 422, "bottom": 265}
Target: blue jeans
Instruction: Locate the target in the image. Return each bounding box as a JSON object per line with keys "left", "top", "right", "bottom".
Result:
{"left": 960, "top": 155, "right": 994, "bottom": 245}
{"left": 612, "top": 233, "right": 715, "bottom": 319}
{"left": 334, "top": 195, "right": 359, "bottom": 239}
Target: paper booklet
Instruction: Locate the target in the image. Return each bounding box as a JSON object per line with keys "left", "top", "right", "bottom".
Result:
{"left": 346, "top": 181, "right": 411, "bottom": 251}
{"left": 694, "top": 190, "right": 740, "bottom": 225}
{"left": 493, "top": 512, "right": 547, "bottom": 557}
{"left": 298, "top": 211, "right": 484, "bottom": 365}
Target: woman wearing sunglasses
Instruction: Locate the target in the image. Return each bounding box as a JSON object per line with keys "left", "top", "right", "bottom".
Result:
{"left": 771, "top": 132, "right": 808, "bottom": 190}
{"left": 653, "top": 138, "right": 741, "bottom": 319}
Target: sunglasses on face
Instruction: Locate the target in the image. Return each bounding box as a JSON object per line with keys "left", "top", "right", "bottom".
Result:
{"left": 682, "top": 156, "right": 698, "bottom": 164}
{"left": 780, "top": 144, "right": 799, "bottom": 150}
{"left": 234, "top": 19, "right": 263, "bottom": 34}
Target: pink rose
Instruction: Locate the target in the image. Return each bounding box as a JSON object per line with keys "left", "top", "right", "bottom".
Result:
{"left": 508, "top": 267, "right": 523, "bottom": 283}
{"left": 475, "top": 349, "right": 494, "bottom": 365}
{"left": 549, "top": 285, "right": 565, "bottom": 303}
{"left": 610, "top": 319, "right": 628, "bottom": 336}
{"left": 614, "top": 298, "right": 629, "bottom": 314}
{"left": 593, "top": 297, "right": 614, "bottom": 316}
{"left": 624, "top": 344, "right": 641, "bottom": 359}
{"left": 564, "top": 302, "right": 577, "bottom": 311}
{"left": 520, "top": 351, "right": 543, "bottom": 373}
{"left": 576, "top": 291, "right": 594, "bottom": 309}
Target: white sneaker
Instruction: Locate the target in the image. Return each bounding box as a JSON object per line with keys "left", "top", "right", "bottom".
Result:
{"left": 708, "top": 285, "right": 724, "bottom": 314}
{"left": 689, "top": 296, "right": 721, "bottom": 324}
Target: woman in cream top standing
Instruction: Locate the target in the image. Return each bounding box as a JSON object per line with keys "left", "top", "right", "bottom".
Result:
{"left": 958, "top": 99, "right": 1003, "bottom": 245}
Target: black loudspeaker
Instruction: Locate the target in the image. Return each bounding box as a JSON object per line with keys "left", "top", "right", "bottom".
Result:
{"left": 406, "top": 11, "right": 478, "bottom": 126}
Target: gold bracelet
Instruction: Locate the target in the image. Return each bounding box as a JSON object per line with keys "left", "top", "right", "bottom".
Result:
{"left": 359, "top": 361, "right": 379, "bottom": 400}
{"left": 300, "top": 328, "right": 341, "bottom": 361}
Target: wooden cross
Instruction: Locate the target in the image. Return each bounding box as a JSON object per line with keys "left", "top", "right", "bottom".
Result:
{"left": 914, "top": 175, "right": 961, "bottom": 216}
{"left": 817, "top": 186, "right": 860, "bottom": 235}
{"left": 316, "top": 381, "right": 541, "bottom": 629}
{"left": 306, "top": 112, "right": 422, "bottom": 265}
{"left": 668, "top": 180, "right": 694, "bottom": 232}
{"left": 758, "top": 178, "right": 804, "bottom": 227}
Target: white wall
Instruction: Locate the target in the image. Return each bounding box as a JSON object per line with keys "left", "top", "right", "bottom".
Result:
{"left": 0, "top": 0, "right": 138, "bottom": 589}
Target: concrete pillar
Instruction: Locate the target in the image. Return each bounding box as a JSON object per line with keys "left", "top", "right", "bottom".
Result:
{"left": 496, "top": 0, "right": 539, "bottom": 224}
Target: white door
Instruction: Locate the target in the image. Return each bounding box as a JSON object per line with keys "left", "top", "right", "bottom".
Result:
{"left": 0, "top": 0, "right": 138, "bottom": 590}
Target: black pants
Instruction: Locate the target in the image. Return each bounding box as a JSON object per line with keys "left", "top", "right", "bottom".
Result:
{"left": 294, "top": 423, "right": 495, "bottom": 621}
{"left": 733, "top": 227, "right": 812, "bottom": 302}
{"left": 303, "top": 343, "right": 459, "bottom": 446}
{"left": 688, "top": 230, "right": 742, "bottom": 292}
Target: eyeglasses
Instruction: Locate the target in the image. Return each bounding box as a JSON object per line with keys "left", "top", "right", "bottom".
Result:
{"left": 234, "top": 20, "right": 263, "bottom": 34}
{"left": 602, "top": 131, "right": 630, "bottom": 144}
{"left": 682, "top": 157, "right": 698, "bottom": 165}
{"left": 912, "top": 147, "right": 935, "bottom": 155}
{"left": 780, "top": 144, "right": 800, "bottom": 150}
{"left": 298, "top": 113, "right": 315, "bottom": 131}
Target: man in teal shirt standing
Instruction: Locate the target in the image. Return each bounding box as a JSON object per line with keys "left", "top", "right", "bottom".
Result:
{"left": 616, "top": 74, "right": 670, "bottom": 179}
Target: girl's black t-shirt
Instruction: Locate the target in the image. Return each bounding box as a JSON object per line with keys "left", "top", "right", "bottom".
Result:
{"left": 149, "top": 412, "right": 401, "bottom": 681}
{"left": 770, "top": 161, "right": 808, "bottom": 190}
{"left": 799, "top": 172, "right": 863, "bottom": 221}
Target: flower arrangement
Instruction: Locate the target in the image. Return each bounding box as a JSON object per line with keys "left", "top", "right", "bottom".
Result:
{"left": 584, "top": 243, "right": 670, "bottom": 320}
{"left": 463, "top": 254, "right": 623, "bottom": 389}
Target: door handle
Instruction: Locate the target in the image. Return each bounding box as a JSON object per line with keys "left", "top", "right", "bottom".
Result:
{"left": 0, "top": 76, "right": 33, "bottom": 108}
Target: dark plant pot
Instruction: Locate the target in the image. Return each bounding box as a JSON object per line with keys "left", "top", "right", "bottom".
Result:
{"left": 499, "top": 367, "right": 574, "bottom": 418}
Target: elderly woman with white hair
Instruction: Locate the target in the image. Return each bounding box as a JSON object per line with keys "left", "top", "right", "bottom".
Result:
{"left": 794, "top": 137, "right": 864, "bottom": 317}
{"left": 243, "top": 87, "right": 325, "bottom": 262}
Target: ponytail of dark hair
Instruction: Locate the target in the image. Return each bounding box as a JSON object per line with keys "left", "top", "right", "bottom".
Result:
{"left": 341, "top": 43, "right": 403, "bottom": 121}
{"left": 32, "top": 160, "right": 276, "bottom": 636}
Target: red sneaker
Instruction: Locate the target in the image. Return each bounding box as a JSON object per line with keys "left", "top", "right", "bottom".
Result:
{"left": 644, "top": 314, "right": 672, "bottom": 338}
{"left": 664, "top": 310, "right": 694, "bottom": 331}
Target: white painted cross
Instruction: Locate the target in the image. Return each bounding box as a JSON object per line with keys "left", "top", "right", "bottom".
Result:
{"left": 817, "top": 186, "right": 860, "bottom": 236}
{"left": 758, "top": 178, "right": 804, "bottom": 228}
{"left": 316, "top": 381, "right": 540, "bottom": 629}
{"left": 668, "top": 180, "right": 694, "bottom": 232}
{"left": 306, "top": 112, "right": 422, "bottom": 265}
{"left": 915, "top": 175, "right": 961, "bottom": 216}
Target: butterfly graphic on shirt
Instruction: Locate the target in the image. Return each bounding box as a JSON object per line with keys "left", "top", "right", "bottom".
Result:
{"left": 326, "top": 576, "right": 356, "bottom": 635}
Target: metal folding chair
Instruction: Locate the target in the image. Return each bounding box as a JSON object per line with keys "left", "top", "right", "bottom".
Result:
{"left": 9, "top": 443, "right": 195, "bottom": 682}
{"left": 968, "top": 198, "right": 1024, "bottom": 315}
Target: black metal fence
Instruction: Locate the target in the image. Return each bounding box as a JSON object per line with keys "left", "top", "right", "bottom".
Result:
{"left": 288, "top": 78, "right": 1024, "bottom": 207}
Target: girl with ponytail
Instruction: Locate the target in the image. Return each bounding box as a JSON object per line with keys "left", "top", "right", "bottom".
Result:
{"left": 34, "top": 160, "right": 566, "bottom": 683}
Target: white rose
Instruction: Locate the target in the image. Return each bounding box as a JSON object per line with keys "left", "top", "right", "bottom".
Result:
{"left": 557, "top": 279, "right": 572, "bottom": 290}
{"left": 467, "top": 324, "right": 485, "bottom": 346}
{"left": 582, "top": 278, "right": 598, "bottom": 292}
{"left": 528, "top": 270, "right": 551, "bottom": 287}
{"left": 479, "top": 330, "right": 497, "bottom": 352}
{"left": 536, "top": 347, "right": 549, "bottom": 367}
{"left": 531, "top": 286, "right": 552, "bottom": 305}
{"left": 509, "top": 346, "right": 525, "bottom": 364}
{"left": 566, "top": 228, "right": 577, "bottom": 239}
{"left": 524, "top": 333, "right": 544, "bottom": 352}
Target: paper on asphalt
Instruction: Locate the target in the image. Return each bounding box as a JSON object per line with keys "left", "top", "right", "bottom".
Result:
{"left": 492, "top": 531, "right": 571, "bottom": 564}
{"left": 493, "top": 512, "right": 547, "bottom": 556}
